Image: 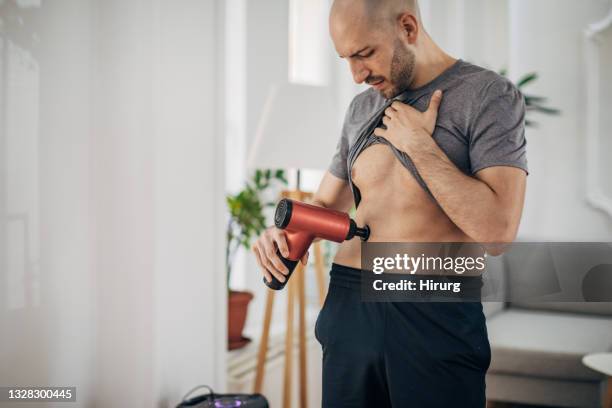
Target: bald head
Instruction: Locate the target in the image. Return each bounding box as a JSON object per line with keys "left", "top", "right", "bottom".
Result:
{"left": 330, "top": 0, "right": 420, "bottom": 31}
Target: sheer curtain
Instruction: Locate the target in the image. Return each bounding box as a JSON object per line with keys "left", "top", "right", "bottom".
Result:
{"left": 0, "top": 0, "right": 226, "bottom": 405}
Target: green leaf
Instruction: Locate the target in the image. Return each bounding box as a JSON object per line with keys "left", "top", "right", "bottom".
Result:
{"left": 524, "top": 95, "right": 548, "bottom": 105}
{"left": 517, "top": 72, "right": 538, "bottom": 88}
{"left": 530, "top": 105, "right": 561, "bottom": 115}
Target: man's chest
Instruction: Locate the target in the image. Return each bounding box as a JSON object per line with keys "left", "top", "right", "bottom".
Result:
{"left": 351, "top": 143, "right": 403, "bottom": 186}
{"left": 350, "top": 141, "right": 431, "bottom": 206}
{"left": 348, "top": 119, "right": 472, "bottom": 188}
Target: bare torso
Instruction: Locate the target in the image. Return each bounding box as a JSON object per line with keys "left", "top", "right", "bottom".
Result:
{"left": 333, "top": 143, "right": 472, "bottom": 269}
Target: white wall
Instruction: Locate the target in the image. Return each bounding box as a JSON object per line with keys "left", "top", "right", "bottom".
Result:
{"left": 246, "top": 0, "right": 290, "bottom": 146}
{"left": 421, "top": 0, "right": 509, "bottom": 70}
{"left": 509, "top": 0, "right": 612, "bottom": 240}
{"left": 92, "top": 1, "right": 157, "bottom": 403}
{"left": 153, "top": 0, "right": 226, "bottom": 404}
{"left": 0, "top": 0, "right": 226, "bottom": 406}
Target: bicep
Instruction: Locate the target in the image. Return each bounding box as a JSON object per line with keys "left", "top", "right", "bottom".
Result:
{"left": 474, "top": 166, "right": 527, "bottom": 221}
{"left": 311, "top": 171, "right": 354, "bottom": 213}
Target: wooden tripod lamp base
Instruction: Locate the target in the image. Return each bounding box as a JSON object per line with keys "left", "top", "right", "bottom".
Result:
{"left": 253, "top": 190, "right": 328, "bottom": 408}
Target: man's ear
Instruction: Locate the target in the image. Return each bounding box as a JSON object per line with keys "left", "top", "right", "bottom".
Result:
{"left": 398, "top": 12, "right": 419, "bottom": 44}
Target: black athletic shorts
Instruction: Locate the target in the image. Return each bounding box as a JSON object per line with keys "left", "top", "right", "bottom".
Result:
{"left": 314, "top": 263, "right": 491, "bottom": 407}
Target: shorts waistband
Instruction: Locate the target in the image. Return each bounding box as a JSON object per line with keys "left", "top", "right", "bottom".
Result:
{"left": 329, "top": 263, "right": 365, "bottom": 290}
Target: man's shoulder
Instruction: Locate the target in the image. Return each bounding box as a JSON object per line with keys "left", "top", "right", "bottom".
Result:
{"left": 338, "top": 88, "right": 384, "bottom": 144}
{"left": 453, "top": 61, "right": 520, "bottom": 100}
{"left": 347, "top": 87, "right": 386, "bottom": 120}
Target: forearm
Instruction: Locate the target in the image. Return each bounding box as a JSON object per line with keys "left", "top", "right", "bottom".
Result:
{"left": 406, "top": 134, "right": 515, "bottom": 243}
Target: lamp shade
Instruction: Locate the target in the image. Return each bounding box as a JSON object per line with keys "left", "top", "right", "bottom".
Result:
{"left": 247, "top": 82, "right": 339, "bottom": 171}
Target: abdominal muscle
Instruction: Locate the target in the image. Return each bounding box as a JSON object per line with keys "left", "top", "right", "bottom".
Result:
{"left": 333, "top": 144, "right": 472, "bottom": 269}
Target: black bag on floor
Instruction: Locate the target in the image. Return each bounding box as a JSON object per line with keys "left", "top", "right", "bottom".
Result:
{"left": 176, "top": 385, "right": 269, "bottom": 408}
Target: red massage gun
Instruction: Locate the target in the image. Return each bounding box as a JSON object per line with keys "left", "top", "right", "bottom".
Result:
{"left": 264, "top": 198, "right": 370, "bottom": 290}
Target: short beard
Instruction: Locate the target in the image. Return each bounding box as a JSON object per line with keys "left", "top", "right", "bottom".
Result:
{"left": 383, "top": 39, "right": 416, "bottom": 99}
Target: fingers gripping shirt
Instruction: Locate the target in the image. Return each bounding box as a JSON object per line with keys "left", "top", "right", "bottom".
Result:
{"left": 345, "top": 93, "right": 433, "bottom": 208}
{"left": 327, "top": 59, "right": 528, "bottom": 209}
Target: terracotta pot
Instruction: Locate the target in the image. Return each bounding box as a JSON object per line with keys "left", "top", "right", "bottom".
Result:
{"left": 228, "top": 290, "right": 254, "bottom": 350}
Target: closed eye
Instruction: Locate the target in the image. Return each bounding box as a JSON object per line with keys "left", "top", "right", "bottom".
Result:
{"left": 339, "top": 47, "right": 375, "bottom": 59}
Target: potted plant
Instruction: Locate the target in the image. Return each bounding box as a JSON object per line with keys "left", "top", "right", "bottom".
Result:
{"left": 226, "top": 169, "right": 287, "bottom": 350}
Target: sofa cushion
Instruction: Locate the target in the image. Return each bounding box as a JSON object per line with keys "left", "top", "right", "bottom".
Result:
{"left": 486, "top": 309, "right": 612, "bottom": 381}
{"left": 486, "top": 372, "right": 602, "bottom": 408}
{"left": 482, "top": 301, "right": 505, "bottom": 318}
{"left": 511, "top": 301, "right": 612, "bottom": 317}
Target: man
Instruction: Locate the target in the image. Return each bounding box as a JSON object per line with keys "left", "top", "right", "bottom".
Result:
{"left": 252, "top": 0, "right": 527, "bottom": 406}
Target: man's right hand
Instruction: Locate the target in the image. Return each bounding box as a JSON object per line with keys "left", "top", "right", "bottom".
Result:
{"left": 251, "top": 226, "right": 309, "bottom": 284}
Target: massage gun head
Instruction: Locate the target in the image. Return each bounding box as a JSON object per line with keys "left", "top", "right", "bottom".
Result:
{"left": 274, "top": 198, "right": 292, "bottom": 229}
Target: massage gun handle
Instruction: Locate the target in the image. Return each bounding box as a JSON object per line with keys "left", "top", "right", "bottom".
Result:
{"left": 263, "top": 249, "right": 299, "bottom": 290}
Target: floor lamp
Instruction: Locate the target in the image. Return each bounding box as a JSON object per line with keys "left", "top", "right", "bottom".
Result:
{"left": 247, "top": 82, "right": 339, "bottom": 408}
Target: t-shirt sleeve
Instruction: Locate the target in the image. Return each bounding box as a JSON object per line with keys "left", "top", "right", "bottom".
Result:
{"left": 469, "top": 78, "right": 529, "bottom": 175}
{"left": 327, "top": 99, "right": 356, "bottom": 180}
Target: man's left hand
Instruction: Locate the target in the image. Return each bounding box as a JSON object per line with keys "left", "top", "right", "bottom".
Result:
{"left": 373, "top": 89, "right": 443, "bottom": 154}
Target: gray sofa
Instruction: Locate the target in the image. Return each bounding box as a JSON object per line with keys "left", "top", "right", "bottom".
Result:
{"left": 483, "top": 254, "right": 612, "bottom": 408}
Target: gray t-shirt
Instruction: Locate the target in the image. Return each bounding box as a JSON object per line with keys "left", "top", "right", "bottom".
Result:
{"left": 328, "top": 59, "right": 528, "bottom": 206}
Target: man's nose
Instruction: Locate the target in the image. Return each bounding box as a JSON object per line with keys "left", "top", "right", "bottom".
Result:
{"left": 349, "top": 60, "right": 369, "bottom": 84}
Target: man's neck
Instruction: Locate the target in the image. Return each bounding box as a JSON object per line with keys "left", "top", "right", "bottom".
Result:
{"left": 409, "top": 44, "right": 457, "bottom": 90}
